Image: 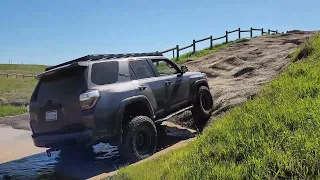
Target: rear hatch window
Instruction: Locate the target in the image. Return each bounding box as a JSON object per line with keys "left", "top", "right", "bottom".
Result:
{"left": 34, "top": 66, "right": 87, "bottom": 102}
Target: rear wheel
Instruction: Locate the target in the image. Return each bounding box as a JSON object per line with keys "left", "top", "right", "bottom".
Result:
{"left": 118, "top": 116, "right": 157, "bottom": 162}
{"left": 192, "top": 86, "right": 213, "bottom": 125}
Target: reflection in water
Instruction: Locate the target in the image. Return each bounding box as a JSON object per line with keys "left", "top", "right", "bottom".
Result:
{"left": 0, "top": 143, "right": 128, "bottom": 180}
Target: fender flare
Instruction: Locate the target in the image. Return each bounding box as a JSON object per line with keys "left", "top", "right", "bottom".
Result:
{"left": 113, "top": 95, "right": 154, "bottom": 142}
{"left": 191, "top": 79, "right": 209, "bottom": 102}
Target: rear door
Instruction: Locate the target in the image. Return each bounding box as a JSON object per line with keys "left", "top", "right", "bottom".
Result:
{"left": 129, "top": 59, "right": 168, "bottom": 117}
{"left": 29, "top": 66, "right": 88, "bottom": 134}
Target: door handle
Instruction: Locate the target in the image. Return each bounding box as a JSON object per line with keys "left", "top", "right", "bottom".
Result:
{"left": 165, "top": 81, "right": 172, "bottom": 86}
{"left": 138, "top": 85, "right": 147, "bottom": 91}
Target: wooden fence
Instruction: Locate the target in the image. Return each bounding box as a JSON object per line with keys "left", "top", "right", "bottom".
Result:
{"left": 0, "top": 73, "right": 35, "bottom": 79}
{"left": 160, "top": 27, "right": 281, "bottom": 59}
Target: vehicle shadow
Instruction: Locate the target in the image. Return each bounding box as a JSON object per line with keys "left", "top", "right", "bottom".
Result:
{"left": 0, "top": 123, "right": 196, "bottom": 180}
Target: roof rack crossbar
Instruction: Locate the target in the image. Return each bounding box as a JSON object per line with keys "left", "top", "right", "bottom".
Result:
{"left": 45, "top": 52, "right": 162, "bottom": 71}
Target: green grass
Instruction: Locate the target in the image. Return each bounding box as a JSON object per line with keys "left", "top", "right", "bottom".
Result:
{"left": 0, "top": 106, "right": 27, "bottom": 117}
{"left": 172, "top": 42, "right": 232, "bottom": 64}
{"left": 0, "top": 64, "right": 47, "bottom": 75}
{"left": 172, "top": 39, "right": 250, "bottom": 64}
{"left": 0, "top": 78, "right": 39, "bottom": 106}
{"left": 0, "top": 64, "right": 46, "bottom": 117}
{"left": 111, "top": 34, "right": 320, "bottom": 179}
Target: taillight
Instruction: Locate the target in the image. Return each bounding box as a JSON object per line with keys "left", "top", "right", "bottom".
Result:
{"left": 79, "top": 90, "right": 100, "bottom": 110}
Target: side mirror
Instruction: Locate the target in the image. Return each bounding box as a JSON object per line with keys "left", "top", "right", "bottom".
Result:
{"left": 181, "top": 66, "right": 188, "bottom": 74}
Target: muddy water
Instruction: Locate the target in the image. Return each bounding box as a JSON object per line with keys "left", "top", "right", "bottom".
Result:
{"left": 0, "top": 123, "right": 194, "bottom": 180}
{"left": 0, "top": 126, "right": 127, "bottom": 180}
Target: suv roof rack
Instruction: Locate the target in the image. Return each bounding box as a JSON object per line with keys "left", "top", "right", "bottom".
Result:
{"left": 45, "top": 52, "right": 163, "bottom": 71}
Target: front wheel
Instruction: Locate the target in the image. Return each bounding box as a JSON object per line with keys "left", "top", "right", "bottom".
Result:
{"left": 118, "top": 116, "right": 157, "bottom": 162}
{"left": 192, "top": 86, "right": 213, "bottom": 125}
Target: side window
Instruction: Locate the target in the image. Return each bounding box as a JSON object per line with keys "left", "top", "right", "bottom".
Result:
{"left": 129, "top": 67, "right": 137, "bottom": 80}
{"left": 91, "top": 61, "right": 119, "bottom": 85}
{"left": 129, "top": 60, "right": 155, "bottom": 79}
{"left": 151, "top": 59, "right": 179, "bottom": 76}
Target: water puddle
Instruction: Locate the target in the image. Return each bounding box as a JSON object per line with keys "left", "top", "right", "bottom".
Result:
{"left": 0, "top": 125, "right": 127, "bottom": 180}
{"left": 0, "top": 142, "right": 127, "bottom": 180}
{"left": 0, "top": 124, "right": 194, "bottom": 180}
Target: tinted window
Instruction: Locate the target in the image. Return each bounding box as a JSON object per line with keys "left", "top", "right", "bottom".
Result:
{"left": 91, "top": 61, "right": 119, "bottom": 85}
{"left": 35, "top": 67, "right": 87, "bottom": 101}
{"left": 152, "top": 59, "right": 179, "bottom": 76}
{"left": 129, "top": 60, "right": 155, "bottom": 79}
{"left": 129, "top": 67, "right": 137, "bottom": 80}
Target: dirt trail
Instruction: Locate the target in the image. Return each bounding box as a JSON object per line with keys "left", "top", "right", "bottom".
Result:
{"left": 184, "top": 31, "right": 315, "bottom": 118}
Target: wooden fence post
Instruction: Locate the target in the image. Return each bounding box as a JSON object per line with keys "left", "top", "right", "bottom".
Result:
{"left": 261, "top": 28, "right": 264, "bottom": 35}
{"left": 250, "top": 27, "right": 253, "bottom": 38}
{"left": 176, "top": 45, "right": 179, "bottom": 59}
{"left": 172, "top": 50, "right": 175, "bottom": 58}
{"left": 276, "top": 30, "right": 278, "bottom": 34}
{"left": 210, "top": 35, "right": 213, "bottom": 49}
{"left": 193, "top": 40, "right": 196, "bottom": 53}
{"left": 226, "top": 31, "right": 228, "bottom": 43}
{"left": 23, "top": 75, "right": 25, "bottom": 79}
{"left": 268, "top": 29, "right": 270, "bottom": 35}
{"left": 6, "top": 74, "right": 8, "bottom": 78}
{"left": 238, "top": 27, "right": 241, "bottom": 39}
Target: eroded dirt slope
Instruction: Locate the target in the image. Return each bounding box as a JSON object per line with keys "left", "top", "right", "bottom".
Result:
{"left": 184, "top": 31, "right": 315, "bottom": 119}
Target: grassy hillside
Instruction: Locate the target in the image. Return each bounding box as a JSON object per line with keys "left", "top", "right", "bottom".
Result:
{"left": 173, "top": 42, "right": 231, "bottom": 64}
{"left": 112, "top": 34, "right": 320, "bottom": 179}
{"left": 172, "top": 40, "right": 242, "bottom": 64}
{"left": 0, "top": 64, "right": 46, "bottom": 117}
{"left": 0, "top": 64, "right": 47, "bottom": 75}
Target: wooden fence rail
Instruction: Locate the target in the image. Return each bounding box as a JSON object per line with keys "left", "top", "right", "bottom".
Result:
{"left": 0, "top": 73, "right": 35, "bottom": 79}
{"left": 161, "top": 27, "right": 281, "bottom": 59}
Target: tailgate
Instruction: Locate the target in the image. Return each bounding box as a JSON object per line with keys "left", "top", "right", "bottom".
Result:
{"left": 30, "top": 66, "right": 88, "bottom": 134}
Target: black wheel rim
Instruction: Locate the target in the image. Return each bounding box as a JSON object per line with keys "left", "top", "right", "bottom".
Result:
{"left": 201, "top": 92, "right": 213, "bottom": 111}
{"left": 135, "top": 129, "right": 152, "bottom": 155}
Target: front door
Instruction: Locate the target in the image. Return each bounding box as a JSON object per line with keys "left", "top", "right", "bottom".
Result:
{"left": 129, "top": 59, "right": 168, "bottom": 116}
{"left": 149, "top": 58, "right": 190, "bottom": 112}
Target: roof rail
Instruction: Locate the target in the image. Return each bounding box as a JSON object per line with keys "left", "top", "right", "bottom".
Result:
{"left": 45, "top": 52, "right": 162, "bottom": 71}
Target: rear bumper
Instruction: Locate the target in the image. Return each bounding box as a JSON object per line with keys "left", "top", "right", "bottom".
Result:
{"left": 32, "top": 130, "right": 95, "bottom": 149}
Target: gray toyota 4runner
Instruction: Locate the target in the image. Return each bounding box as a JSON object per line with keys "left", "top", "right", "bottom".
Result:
{"left": 29, "top": 52, "right": 213, "bottom": 162}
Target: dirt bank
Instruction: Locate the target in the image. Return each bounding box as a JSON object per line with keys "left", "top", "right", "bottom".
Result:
{"left": 171, "top": 31, "right": 315, "bottom": 127}
{"left": 0, "top": 113, "right": 30, "bottom": 131}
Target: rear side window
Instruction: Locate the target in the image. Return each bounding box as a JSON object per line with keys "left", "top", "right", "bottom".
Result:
{"left": 91, "top": 61, "right": 119, "bottom": 85}
{"left": 129, "top": 60, "right": 155, "bottom": 79}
